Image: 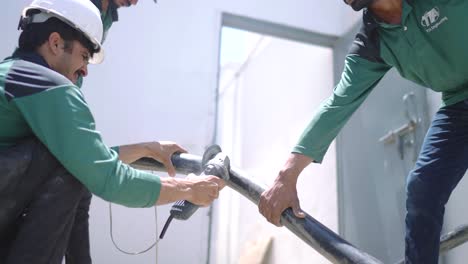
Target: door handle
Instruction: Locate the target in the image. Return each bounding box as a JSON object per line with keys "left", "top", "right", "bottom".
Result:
{"left": 378, "top": 120, "right": 417, "bottom": 145}
{"left": 379, "top": 92, "right": 420, "bottom": 161}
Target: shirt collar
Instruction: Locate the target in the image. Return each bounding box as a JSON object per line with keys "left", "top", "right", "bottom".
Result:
{"left": 9, "top": 49, "right": 51, "bottom": 69}
{"left": 365, "top": 0, "right": 413, "bottom": 29}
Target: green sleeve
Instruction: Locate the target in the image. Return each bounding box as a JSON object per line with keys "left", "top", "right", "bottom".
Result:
{"left": 13, "top": 85, "right": 160, "bottom": 207}
{"left": 293, "top": 55, "right": 391, "bottom": 163}
{"left": 101, "top": 10, "right": 114, "bottom": 43}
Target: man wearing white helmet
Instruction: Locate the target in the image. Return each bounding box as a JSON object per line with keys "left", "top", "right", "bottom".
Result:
{"left": 0, "top": 1, "right": 225, "bottom": 263}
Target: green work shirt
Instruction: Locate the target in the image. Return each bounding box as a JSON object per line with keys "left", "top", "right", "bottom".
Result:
{"left": 101, "top": 6, "right": 115, "bottom": 43}
{"left": 89, "top": 0, "right": 118, "bottom": 42}
{"left": 0, "top": 51, "right": 161, "bottom": 207}
{"left": 294, "top": 0, "right": 468, "bottom": 163}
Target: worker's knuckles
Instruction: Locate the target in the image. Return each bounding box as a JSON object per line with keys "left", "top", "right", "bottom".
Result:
{"left": 258, "top": 201, "right": 266, "bottom": 215}
{"left": 267, "top": 215, "right": 281, "bottom": 226}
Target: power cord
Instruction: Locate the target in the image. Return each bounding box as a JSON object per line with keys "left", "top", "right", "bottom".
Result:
{"left": 108, "top": 202, "right": 160, "bottom": 262}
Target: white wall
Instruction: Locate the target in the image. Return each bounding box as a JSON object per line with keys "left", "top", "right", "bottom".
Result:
{"left": 2, "top": 1, "right": 32, "bottom": 52}
{"left": 216, "top": 35, "right": 336, "bottom": 264}
{"left": 1, "top": 1, "right": 360, "bottom": 263}
{"left": 84, "top": 0, "right": 359, "bottom": 148}
{"left": 85, "top": 2, "right": 356, "bottom": 263}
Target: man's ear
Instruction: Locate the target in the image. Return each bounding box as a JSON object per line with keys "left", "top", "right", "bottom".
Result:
{"left": 48, "top": 32, "right": 62, "bottom": 56}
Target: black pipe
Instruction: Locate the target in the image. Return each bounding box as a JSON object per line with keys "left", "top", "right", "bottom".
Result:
{"left": 439, "top": 224, "right": 468, "bottom": 253}
{"left": 133, "top": 154, "right": 382, "bottom": 264}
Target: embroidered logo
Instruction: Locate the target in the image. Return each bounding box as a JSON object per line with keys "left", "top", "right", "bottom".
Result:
{"left": 421, "top": 7, "right": 448, "bottom": 33}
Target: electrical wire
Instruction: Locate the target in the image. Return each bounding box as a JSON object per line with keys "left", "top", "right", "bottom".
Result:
{"left": 108, "top": 201, "right": 160, "bottom": 262}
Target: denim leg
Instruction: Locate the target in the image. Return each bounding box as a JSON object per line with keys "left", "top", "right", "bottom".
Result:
{"left": 65, "top": 189, "right": 93, "bottom": 264}
{"left": 405, "top": 100, "right": 468, "bottom": 264}
{"left": 5, "top": 166, "right": 87, "bottom": 264}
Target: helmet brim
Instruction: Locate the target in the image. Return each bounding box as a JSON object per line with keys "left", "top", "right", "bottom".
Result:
{"left": 89, "top": 48, "right": 105, "bottom": 64}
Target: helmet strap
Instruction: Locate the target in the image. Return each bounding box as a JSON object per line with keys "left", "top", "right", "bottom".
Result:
{"left": 18, "top": 12, "right": 52, "bottom": 30}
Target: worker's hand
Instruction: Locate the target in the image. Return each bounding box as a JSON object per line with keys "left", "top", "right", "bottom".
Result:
{"left": 259, "top": 153, "right": 312, "bottom": 226}
{"left": 142, "top": 141, "right": 187, "bottom": 177}
{"left": 259, "top": 172, "right": 305, "bottom": 226}
{"left": 118, "top": 141, "right": 187, "bottom": 173}
{"left": 186, "top": 173, "right": 226, "bottom": 207}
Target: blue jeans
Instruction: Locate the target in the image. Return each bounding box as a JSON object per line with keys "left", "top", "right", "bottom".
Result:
{"left": 405, "top": 99, "right": 468, "bottom": 263}
{"left": 0, "top": 138, "right": 92, "bottom": 264}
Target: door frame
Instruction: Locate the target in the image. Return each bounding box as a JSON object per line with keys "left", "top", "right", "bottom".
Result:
{"left": 216, "top": 12, "right": 360, "bottom": 245}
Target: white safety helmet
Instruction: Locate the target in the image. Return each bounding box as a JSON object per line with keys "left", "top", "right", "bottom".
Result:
{"left": 20, "top": 0, "right": 105, "bottom": 64}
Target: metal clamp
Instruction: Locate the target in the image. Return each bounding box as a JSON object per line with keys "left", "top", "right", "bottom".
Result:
{"left": 201, "top": 145, "right": 230, "bottom": 181}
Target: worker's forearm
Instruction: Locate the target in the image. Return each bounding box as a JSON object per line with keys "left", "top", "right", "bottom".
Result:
{"left": 155, "top": 177, "right": 191, "bottom": 205}
{"left": 118, "top": 143, "right": 152, "bottom": 164}
{"left": 278, "top": 153, "right": 314, "bottom": 182}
